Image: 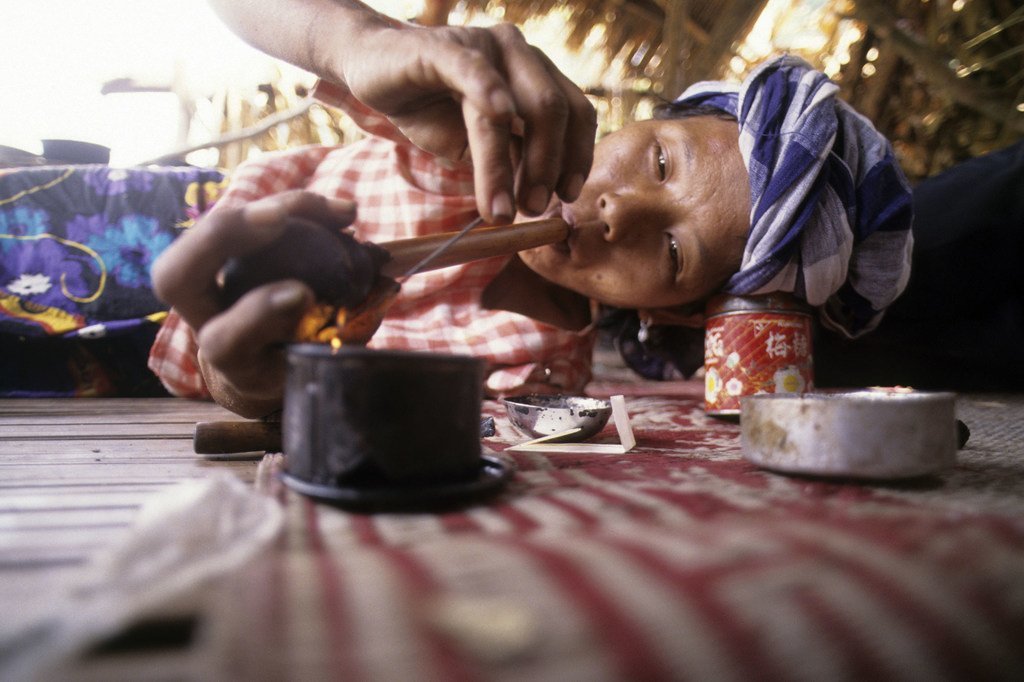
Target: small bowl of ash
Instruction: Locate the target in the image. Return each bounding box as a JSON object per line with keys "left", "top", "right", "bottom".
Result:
{"left": 502, "top": 395, "right": 612, "bottom": 442}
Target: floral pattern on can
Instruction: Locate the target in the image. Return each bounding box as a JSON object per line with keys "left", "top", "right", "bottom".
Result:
{"left": 703, "top": 293, "right": 813, "bottom": 415}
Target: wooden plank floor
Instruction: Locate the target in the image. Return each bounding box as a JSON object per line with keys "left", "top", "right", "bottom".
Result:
{"left": 0, "top": 398, "right": 256, "bottom": 655}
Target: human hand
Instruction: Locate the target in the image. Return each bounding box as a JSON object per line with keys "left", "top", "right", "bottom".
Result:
{"left": 339, "top": 22, "right": 596, "bottom": 223}
{"left": 151, "top": 191, "right": 357, "bottom": 417}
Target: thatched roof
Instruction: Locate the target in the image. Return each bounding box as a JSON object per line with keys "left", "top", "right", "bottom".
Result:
{"left": 165, "top": 0, "right": 1023, "bottom": 183}
{"left": 446, "top": 0, "right": 1024, "bottom": 181}
{"left": 453, "top": 0, "right": 770, "bottom": 95}
{"left": 837, "top": 0, "right": 1024, "bottom": 180}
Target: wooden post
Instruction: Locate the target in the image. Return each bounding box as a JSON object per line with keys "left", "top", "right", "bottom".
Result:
{"left": 660, "top": 0, "right": 692, "bottom": 98}
{"left": 688, "top": 0, "right": 770, "bottom": 81}
{"left": 418, "top": 0, "right": 457, "bottom": 26}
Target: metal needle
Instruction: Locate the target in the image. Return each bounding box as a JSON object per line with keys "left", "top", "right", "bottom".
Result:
{"left": 398, "top": 216, "right": 484, "bottom": 280}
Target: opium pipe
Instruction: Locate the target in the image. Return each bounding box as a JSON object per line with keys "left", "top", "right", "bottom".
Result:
{"left": 379, "top": 218, "right": 568, "bottom": 278}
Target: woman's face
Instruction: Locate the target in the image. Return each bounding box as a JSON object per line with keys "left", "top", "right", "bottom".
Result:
{"left": 519, "top": 116, "right": 750, "bottom": 310}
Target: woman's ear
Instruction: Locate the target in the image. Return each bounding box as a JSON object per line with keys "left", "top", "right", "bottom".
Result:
{"left": 639, "top": 305, "right": 705, "bottom": 328}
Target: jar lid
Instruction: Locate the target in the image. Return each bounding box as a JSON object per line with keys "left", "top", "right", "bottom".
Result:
{"left": 705, "top": 292, "right": 813, "bottom": 317}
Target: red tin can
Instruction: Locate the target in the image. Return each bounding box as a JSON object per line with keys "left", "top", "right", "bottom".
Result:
{"left": 703, "top": 293, "right": 814, "bottom": 416}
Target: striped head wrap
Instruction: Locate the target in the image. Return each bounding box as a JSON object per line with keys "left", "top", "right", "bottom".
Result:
{"left": 673, "top": 55, "right": 914, "bottom": 337}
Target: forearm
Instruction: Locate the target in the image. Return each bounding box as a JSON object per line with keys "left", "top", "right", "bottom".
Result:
{"left": 207, "top": 0, "right": 400, "bottom": 84}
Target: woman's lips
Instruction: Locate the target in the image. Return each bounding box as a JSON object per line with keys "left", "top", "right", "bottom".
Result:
{"left": 560, "top": 203, "right": 575, "bottom": 227}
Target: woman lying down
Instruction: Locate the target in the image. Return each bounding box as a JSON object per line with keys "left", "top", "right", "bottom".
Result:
{"left": 153, "top": 54, "right": 1020, "bottom": 419}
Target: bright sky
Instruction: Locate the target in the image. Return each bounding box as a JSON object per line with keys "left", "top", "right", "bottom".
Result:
{"left": 1, "top": 0, "right": 386, "bottom": 165}
{"left": 0, "top": 0, "right": 586, "bottom": 168}
{"left": 0, "top": 0, "right": 595, "bottom": 167}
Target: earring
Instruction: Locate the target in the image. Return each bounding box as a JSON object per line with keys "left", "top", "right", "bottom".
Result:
{"left": 637, "top": 317, "right": 651, "bottom": 344}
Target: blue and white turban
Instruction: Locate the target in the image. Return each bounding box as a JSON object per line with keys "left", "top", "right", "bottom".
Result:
{"left": 674, "top": 55, "right": 914, "bottom": 337}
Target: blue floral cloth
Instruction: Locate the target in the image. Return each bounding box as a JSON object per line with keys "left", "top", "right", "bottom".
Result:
{"left": 0, "top": 164, "right": 226, "bottom": 396}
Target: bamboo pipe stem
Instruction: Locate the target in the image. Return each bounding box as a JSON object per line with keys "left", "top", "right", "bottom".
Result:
{"left": 378, "top": 218, "right": 568, "bottom": 279}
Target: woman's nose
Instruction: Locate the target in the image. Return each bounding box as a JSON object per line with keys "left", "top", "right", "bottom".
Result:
{"left": 597, "top": 191, "right": 634, "bottom": 242}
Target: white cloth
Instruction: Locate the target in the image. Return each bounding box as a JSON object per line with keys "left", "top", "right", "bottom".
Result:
{"left": 0, "top": 474, "right": 283, "bottom": 681}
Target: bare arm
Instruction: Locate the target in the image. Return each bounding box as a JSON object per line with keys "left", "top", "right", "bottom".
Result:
{"left": 207, "top": 0, "right": 596, "bottom": 223}
{"left": 208, "top": 0, "right": 396, "bottom": 82}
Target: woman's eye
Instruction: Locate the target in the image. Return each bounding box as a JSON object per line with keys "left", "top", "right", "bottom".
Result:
{"left": 667, "top": 234, "right": 680, "bottom": 275}
{"left": 655, "top": 143, "right": 667, "bottom": 180}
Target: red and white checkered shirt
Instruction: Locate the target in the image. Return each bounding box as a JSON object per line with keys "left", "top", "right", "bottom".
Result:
{"left": 148, "top": 82, "right": 594, "bottom": 399}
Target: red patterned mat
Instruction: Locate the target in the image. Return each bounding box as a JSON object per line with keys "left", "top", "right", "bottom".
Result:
{"left": 228, "top": 388, "right": 1024, "bottom": 681}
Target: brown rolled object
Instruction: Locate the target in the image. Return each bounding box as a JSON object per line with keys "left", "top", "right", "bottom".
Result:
{"left": 194, "top": 417, "right": 499, "bottom": 454}
{"left": 194, "top": 421, "right": 282, "bottom": 454}
{"left": 379, "top": 218, "right": 568, "bottom": 278}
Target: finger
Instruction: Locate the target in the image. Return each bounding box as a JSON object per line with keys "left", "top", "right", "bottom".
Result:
{"left": 389, "top": 99, "right": 470, "bottom": 161}
{"left": 269, "top": 190, "right": 358, "bottom": 226}
{"left": 539, "top": 52, "right": 597, "bottom": 202}
{"left": 151, "top": 191, "right": 355, "bottom": 330}
{"left": 413, "top": 36, "right": 518, "bottom": 222}
{"left": 196, "top": 279, "right": 313, "bottom": 395}
{"left": 491, "top": 25, "right": 571, "bottom": 216}
{"left": 416, "top": 30, "right": 518, "bottom": 125}
{"left": 462, "top": 98, "right": 516, "bottom": 223}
